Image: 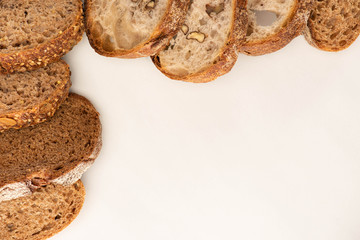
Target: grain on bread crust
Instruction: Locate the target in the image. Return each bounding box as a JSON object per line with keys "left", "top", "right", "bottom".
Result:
{"left": 0, "top": 60, "right": 71, "bottom": 132}
{"left": 85, "top": 0, "right": 191, "bottom": 58}
{"left": 238, "top": 0, "right": 313, "bottom": 56}
{"left": 0, "top": 181, "right": 85, "bottom": 240}
{"left": 304, "top": 0, "right": 360, "bottom": 52}
{"left": 0, "top": 93, "right": 102, "bottom": 203}
{"left": 152, "top": 0, "right": 248, "bottom": 83}
{"left": 0, "top": 0, "right": 84, "bottom": 74}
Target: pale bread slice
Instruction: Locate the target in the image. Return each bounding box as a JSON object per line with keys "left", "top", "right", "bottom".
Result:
{"left": 304, "top": 0, "right": 360, "bottom": 52}
{"left": 152, "top": 0, "right": 248, "bottom": 83}
{"left": 0, "top": 93, "right": 102, "bottom": 203}
{"left": 238, "top": 0, "right": 312, "bottom": 56}
{"left": 85, "top": 0, "right": 191, "bottom": 58}
{"left": 0, "top": 0, "right": 84, "bottom": 74}
{"left": 0, "top": 181, "right": 85, "bottom": 240}
{"left": 0, "top": 60, "right": 71, "bottom": 132}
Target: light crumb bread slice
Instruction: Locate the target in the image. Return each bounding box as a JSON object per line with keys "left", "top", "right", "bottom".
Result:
{"left": 238, "top": 0, "right": 312, "bottom": 56}
{"left": 0, "top": 60, "right": 71, "bottom": 132}
{"left": 152, "top": 0, "right": 248, "bottom": 83}
{"left": 0, "top": 0, "right": 84, "bottom": 74}
{"left": 85, "top": 0, "right": 191, "bottom": 58}
{"left": 0, "top": 181, "right": 85, "bottom": 240}
{"left": 0, "top": 93, "right": 102, "bottom": 203}
{"left": 304, "top": 0, "right": 360, "bottom": 52}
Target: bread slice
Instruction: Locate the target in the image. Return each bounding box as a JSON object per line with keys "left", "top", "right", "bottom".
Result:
{"left": 0, "top": 180, "right": 85, "bottom": 240}
{"left": 85, "top": 0, "right": 191, "bottom": 58}
{"left": 151, "top": 0, "right": 248, "bottom": 83}
{"left": 304, "top": 0, "right": 360, "bottom": 52}
{"left": 0, "top": 60, "right": 71, "bottom": 132}
{"left": 0, "top": 0, "right": 84, "bottom": 74}
{"left": 238, "top": 0, "right": 312, "bottom": 56}
{"left": 0, "top": 93, "right": 102, "bottom": 203}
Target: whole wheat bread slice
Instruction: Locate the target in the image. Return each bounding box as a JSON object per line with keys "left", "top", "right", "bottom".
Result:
{"left": 0, "top": 180, "right": 85, "bottom": 240}
{"left": 0, "top": 93, "right": 102, "bottom": 203}
{"left": 0, "top": 60, "right": 71, "bottom": 132}
{"left": 238, "top": 0, "right": 312, "bottom": 56}
{"left": 85, "top": 0, "right": 191, "bottom": 58}
{"left": 152, "top": 0, "right": 248, "bottom": 83}
{"left": 304, "top": 0, "right": 360, "bottom": 52}
{"left": 0, "top": 0, "right": 84, "bottom": 74}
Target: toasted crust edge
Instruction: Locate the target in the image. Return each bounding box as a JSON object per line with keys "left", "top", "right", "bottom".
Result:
{"left": 0, "top": 60, "right": 72, "bottom": 132}
{"left": 0, "top": 93, "right": 102, "bottom": 203}
{"left": 238, "top": 0, "right": 313, "bottom": 56}
{"left": 0, "top": 0, "right": 84, "bottom": 74}
{"left": 85, "top": 0, "right": 191, "bottom": 58}
{"left": 151, "top": 0, "right": 248, "bottom": 83}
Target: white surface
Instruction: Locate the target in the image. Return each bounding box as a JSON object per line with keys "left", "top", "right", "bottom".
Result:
{"left": 55, "top": 35, "right": 360, "bottom": 240}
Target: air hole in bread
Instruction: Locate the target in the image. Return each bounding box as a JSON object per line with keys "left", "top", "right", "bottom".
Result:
{"left": 253, "top": 10, "right": 278, "bottom": 26}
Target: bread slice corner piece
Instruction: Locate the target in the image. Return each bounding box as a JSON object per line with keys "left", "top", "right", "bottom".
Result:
{"left": 0, "top": 93, "right": 102, "bottom": 203}
{"left": 0, "top": 60, "right": 71, "bottom": 132}
{"left": 304, "top": 0, "right": 360, "bottom": 52}
{"left": 152, "top": 0, "right": 248, "bottom": 83}
{"left": 0, "top": 180, "right": 85, "bottom": 240}
{"left": 238, "top": 0, "right": 312, "bottom": 56}
{"left": 85, "top": 0, "right": 191, "bottom": 58}
{"left": 0, "top": 0, "right": 84, "bottom": 74}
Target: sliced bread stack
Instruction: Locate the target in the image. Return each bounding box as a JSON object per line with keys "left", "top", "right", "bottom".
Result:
{"left": 0, "top": 1, "right": 103, "bottom": 239}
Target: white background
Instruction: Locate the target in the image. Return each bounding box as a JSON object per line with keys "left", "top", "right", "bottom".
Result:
{"left": 55, "top": 34, "right": 360, "bottom": 240}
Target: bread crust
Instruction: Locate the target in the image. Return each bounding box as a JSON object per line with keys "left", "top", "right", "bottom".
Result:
{"left": 238, "top": 0, "right": 313, "bottom": 56}
{"left": 0, "top": 0, "right": 84, "bottom": 74}
{"left": 151, "top": 0, "right": 248, "bottom": 83}
{"left": 85, "top": 0, "right": 191, "bottom": 58}
{"left": 0, "top": 93, "right": 102, "bottom": 203}
{"left": 304, "top": 1, "right": 360, "bottom": 52}
{"left": 0, "top": 60, "right": 71, "bottom": 132}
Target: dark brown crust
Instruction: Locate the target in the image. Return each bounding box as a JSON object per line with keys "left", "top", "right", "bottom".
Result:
{"left": 151, "top": 0, "right": 248, "bottom": 83}
{"left": 0, "top": 0, "right": 84, "bottom": 74}
{"left": 85, "top": 0, "right": 191, "bottom": 58}
{"left": 0, "top": 93, "right": 102, "bottom": 191}
{"left": 0, "top": 60, "right": 71, "bottom": 132}
{"left": 304, "top": 1, "right": 360, "bottom": 52}
{"left": 238, "top": 0, "right": 313, "bottom": 56}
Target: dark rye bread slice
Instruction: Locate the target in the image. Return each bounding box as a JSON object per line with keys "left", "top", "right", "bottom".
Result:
{"left": 305, "top": 0, "right": 360, "bottom": 52}
{"left": 152, "top": 0, "right": 248, "bottom": 83}
{"left": 0, "top": 93, "right": 102, "bottom": 203}
{"left": 0, "top": 181, "right": 85, "bottom": 240}
{"left": 0, "top": 60, "right": 71, "bottom": 132}
{"left": 0, "top": 0, "right": 84, "bottom": 74}
{"left": 238, "top": 0, "right": 313, "bottom": 56}
{"left": 85, "top": 0, "right": 191, "bottom": 58}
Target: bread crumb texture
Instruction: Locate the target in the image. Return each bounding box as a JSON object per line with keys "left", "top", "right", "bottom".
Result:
{"left": 156, "top": 0, "right": 234, "bottom": 77}
{"left": 0, "top": 61, "right": 71, "bottom": 131}
{"left": 88, "top": 0, "right": 168, "bottom": 51}
{"left": 0, "top": 181, "right": 85, "bottom": 240}
{"left": 0, "top": 94, "right": 101, "bottom": 191}
{"left": 0, "top": 0, "right": 79, "bottom": 52}
{"left": 307, "top": 0, "right": 360, "bottom": 51}
{"left": 246, "top": 0, "right": 297, "bottom": 41}
{"left": 0, "top": 0, "right": 84, "bottom": 73}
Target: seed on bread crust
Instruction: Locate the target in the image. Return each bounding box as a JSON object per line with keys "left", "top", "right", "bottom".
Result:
{"left": 0, "top": 118, "right": 16, "bottom": 127}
